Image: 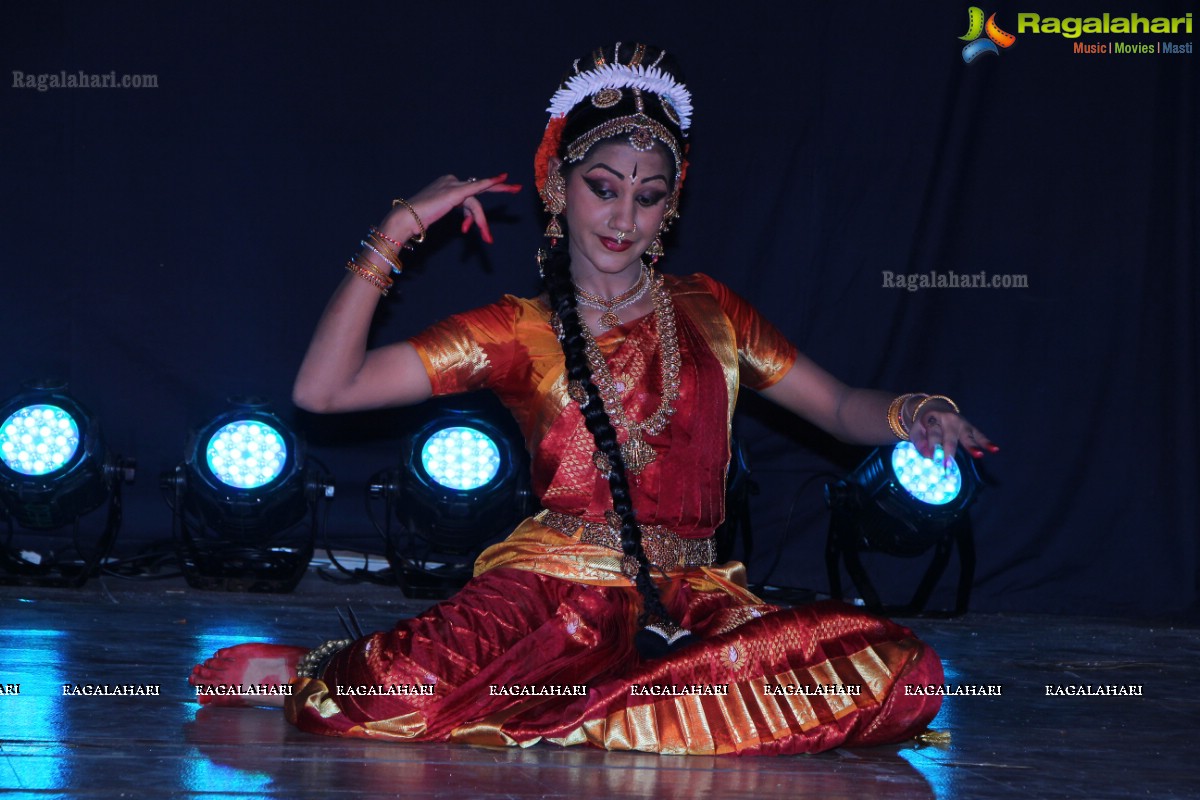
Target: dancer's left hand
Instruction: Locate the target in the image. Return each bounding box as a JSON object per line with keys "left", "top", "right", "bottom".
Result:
{"left": 910, "top": 401, "right": 999, "bottom": 466}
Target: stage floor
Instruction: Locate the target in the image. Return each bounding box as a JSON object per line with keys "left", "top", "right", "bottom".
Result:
{"left": 1, "top": 571, "right": 1197, "bottom": 799}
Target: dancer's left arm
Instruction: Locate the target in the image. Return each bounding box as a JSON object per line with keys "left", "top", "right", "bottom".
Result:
{"left": 758, "top": 355, "right": 998, "bottom": 464}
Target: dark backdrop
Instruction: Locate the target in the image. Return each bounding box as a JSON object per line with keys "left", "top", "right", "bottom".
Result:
{"left": 2, "top": 1, "right": 1195, "bottom": 616}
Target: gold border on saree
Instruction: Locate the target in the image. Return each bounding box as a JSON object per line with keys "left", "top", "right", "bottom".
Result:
{"left": 535, "top": 509, "right": 716, "bottom": 572}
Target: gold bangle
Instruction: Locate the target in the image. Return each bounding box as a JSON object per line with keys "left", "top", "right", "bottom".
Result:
{"left": 887, "top": 396, "right": 907, "bottom": 440}
{"left": 353, "top": 254, "right": 391, "bottom": 282}
{"left": 391, "top": 198, "right": 426, "bottom": 244}
{"left": 346, "top": 259, "right": 392, "bottom": 295}
{"left": 347, "top": 261, "right": 389, "bottom": 287}
{"left": 365, "top": 230, "right": 400, "bottom": 260}
{"left": 887, "top": 393, "right": 924, "bottom": 441}
{"left": 911, "top": 394, "right": 960, "bottom": 426}
{"left": 370, "top": 225, "right": 411, "bottom": 252}
{"left": 361, "top": 235, "right": 402, "bottom": 274}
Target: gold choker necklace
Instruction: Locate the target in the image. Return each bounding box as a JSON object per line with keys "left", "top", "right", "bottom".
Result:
{"left": 573, "top": 266, "right": 651, "bottom": 329}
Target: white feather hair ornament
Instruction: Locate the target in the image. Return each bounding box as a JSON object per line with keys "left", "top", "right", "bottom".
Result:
{"left": 546, "top": 64, "right": 693, "bottom": 132}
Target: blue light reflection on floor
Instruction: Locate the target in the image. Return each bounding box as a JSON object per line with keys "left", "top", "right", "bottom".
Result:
{"left": 897, "top": 659, "right": 960, "bottom": 800}
{"left": 0, "top": 628, "right": 69, "bottom": 792}
{"left": 179, "top": 623, "right": 280, "bottom": 794}
{"left": 179, "top": 759, "right": 274, "bottom": 795}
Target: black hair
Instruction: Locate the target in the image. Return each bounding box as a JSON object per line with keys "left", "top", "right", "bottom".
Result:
{"left": 539, "top": 43, "right": 694, "bottom": 658}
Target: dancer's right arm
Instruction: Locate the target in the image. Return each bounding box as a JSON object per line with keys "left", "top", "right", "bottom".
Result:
{"left": 292, "top": 173, "right": 521, "bottom": 413}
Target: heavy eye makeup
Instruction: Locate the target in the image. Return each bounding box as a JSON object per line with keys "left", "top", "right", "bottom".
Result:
{"left": 581, "top": 176, "right": 667, "bottom": 207}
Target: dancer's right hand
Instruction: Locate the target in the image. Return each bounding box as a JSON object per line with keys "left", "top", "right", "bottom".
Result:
{"left": 379, "top": 173, "right": 522, "bottom": 246}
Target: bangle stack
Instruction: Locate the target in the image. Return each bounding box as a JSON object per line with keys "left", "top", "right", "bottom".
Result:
{"left": 887, "top": 393, "right": 925, "bottom": 440}
{"left": 361, "top": 235, "right": 403, "bottom": 275}
{"left": 343, "top": 200, "right": 427, "bottom": 295}
{"left": 888, "top": 392, "right": 962, "bottom": 440}
{"left": 346, "top": 256, "right": 392, "bottom": 295}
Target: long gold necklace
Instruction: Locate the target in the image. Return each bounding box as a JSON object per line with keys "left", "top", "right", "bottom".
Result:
{"left": 572, "top": 269, "right": 681, "bottom": 476}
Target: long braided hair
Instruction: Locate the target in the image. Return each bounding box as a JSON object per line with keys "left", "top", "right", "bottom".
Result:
{"left": 537, "top": 44, "right": 694, "bottom": 658}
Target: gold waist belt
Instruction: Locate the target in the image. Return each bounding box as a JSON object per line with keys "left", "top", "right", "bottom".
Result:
{"left": 534, "top": 509, "right": 717, "bottom": 572}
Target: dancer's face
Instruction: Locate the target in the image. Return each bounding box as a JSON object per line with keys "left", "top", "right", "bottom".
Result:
{"left": 557, "top": 140, "right": 672, "bottom": 282}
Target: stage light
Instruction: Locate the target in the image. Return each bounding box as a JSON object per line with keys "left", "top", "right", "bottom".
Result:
{"left": 420, "top": 426, "right": 502, "bottom": 492}
{"left": 205, "top": 419, "right": 289, "bottom": 490}
{"left": 0, "top": 404, "right": 81, "bottom": 477}
{"left": 370, "top": 403, "right": 533, "bottom": 598}
{"left": 824, "top": 441, "right": 981, "bottom": 615}
{"left": 890, "top": 442, "right": 963, "bottom": 506}
{"left": 163, "top": 399, "right": 334, "bottom": 592}
{"left": 0, "top": 383, "right": 135, "bottom": 587}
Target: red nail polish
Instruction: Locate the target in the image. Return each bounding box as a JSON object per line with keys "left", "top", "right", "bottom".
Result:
{"left": 987, "top": 444, "right": 1000, "bottom": 453}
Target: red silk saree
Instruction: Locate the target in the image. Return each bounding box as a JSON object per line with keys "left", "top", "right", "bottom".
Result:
{"left": 286, "top": 273, "right": 943, "bottom": 754}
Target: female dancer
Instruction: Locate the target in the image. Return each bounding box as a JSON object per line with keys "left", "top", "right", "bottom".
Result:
{"left": 191, "top": 43, "right": 996, "bottom": 755}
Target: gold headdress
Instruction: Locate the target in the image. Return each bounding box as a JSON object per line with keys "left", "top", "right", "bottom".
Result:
{"left": 534, "top": 43, "right": 691, "bottom": 200}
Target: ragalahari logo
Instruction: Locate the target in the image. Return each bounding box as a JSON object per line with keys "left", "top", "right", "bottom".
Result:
{"left": 960, "top": 7, "right": 1017, "bottom": 62}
